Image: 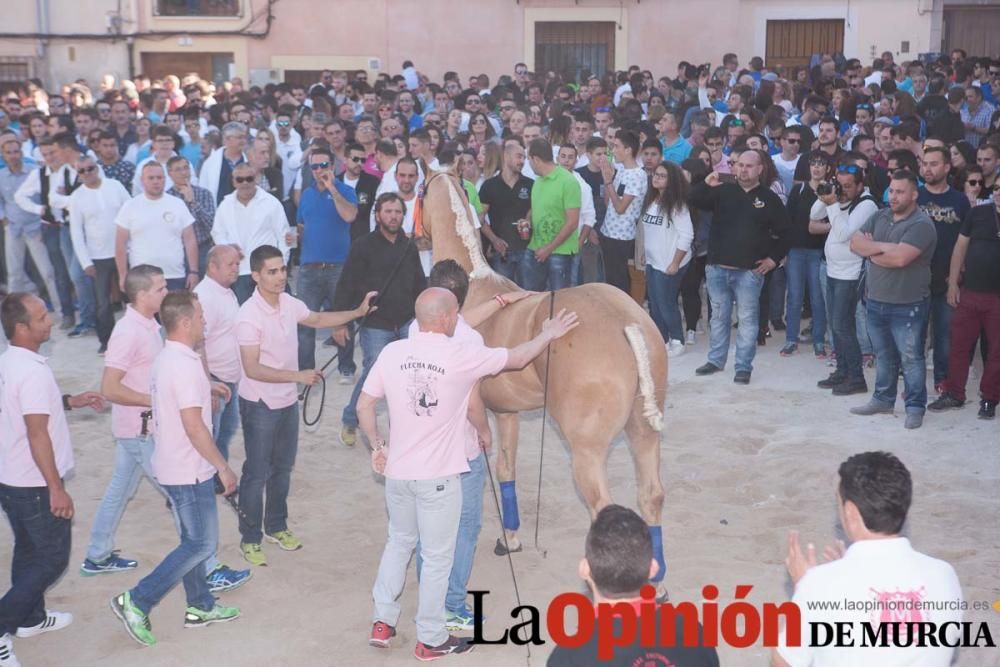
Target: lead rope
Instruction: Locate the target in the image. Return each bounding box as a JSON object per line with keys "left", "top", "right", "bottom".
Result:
{"left": 533, "top": 290, "right": 555, "bottom": 556}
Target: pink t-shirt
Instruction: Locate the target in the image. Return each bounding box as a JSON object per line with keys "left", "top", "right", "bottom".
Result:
{"left": 236, "top": 290, "right": 311, "bottom": 409}
{"left": 104, "top": 306, "right": 163, "bottom": 438}
{"left": 407, "top": 315, "right": 484, "bottom": 461}
{"left": 194, "top": 276, "right": 241, "bottom": 383}
{"left": 0, "top": 346, "right": 74, "bottom": 487}
{"left": 362, "top": 331, "right": 508, "bottom": 481}
{"left": 150, "top": 341, "right": 216, "bottom": 485}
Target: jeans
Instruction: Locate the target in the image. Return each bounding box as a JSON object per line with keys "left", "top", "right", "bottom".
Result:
{"left": 942, "top": 289, "right": 1000, "bottom": 402}
{"left": 488, "top": 249, "right": 528, "bottom": 288}
{"left": 233, "top": 274, "right": 256, "bottom": 305}
{"left": 929, "top": 293, "right": 952, "bottom": 385}
{"left": 85, "top": 436, "right": 175, "bottom": 563}
{"left": 0, "top": 483, "right": 72, "bottom": 636}
{"left": 818, "top": 261, "right": 834, "bottom": 348}
{"left": 4, "top": 227, "right": 63, "bottom": 314}
{"left": 41, "top": 224, "right": 74, "bottom": 317}
{"left": 295, "top": 264, "right": 356, "bottom": 374}
{"left": 373, "top": 475, "right": 461, "bottom": 647}
{"left": 343, "top": 324, "right": 410, "bottom": 427}
{"left": 520, "top": 251, "right": 574, "bottom": 291}
{"left": 92, "top": 258, "right": 117, "bottom": 345}
{"left": 857, "top": 300, "right": 874, "bottom": 356}
{"left": 62, "top": 225, "right": 95, "bottom": 329}
{"left": 130, "top": 480, "right": 217, "bottom": 615}
{"left": 705, "top": 265, "right": 764, "bottom": 373}
{"left": 784, "top": 248, "right": 826, "bottom": 346}
{"left": 196, "top": 239, "right": 213, "bottom": 280}
{"left": 211, "top": 380, "right": 239, "bottom": 461}
{"left": 866, "top": 298, "right": 930, "bottom": 414}
{"left": 768, "top": 265, "right": 787, "bottom": 322}
{"left": 827, "top": 277, "right": 863, "bottom": 382}
{"left": 646, "top": 263, "right": 689, "bottom": 343}
{"left": 238, "top": 398, "right": 299, "bottom": 544}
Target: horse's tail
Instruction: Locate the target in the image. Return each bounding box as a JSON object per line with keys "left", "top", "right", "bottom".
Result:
{"left": 624, "top": 323, "right": 664, "bottom": 432}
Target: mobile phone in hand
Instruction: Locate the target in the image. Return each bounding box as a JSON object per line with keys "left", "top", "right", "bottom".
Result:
{"left": 719, "top": 173, "right": 736, "bottom": 184}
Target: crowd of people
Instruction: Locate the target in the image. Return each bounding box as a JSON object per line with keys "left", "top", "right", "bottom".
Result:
{"left": 0, "top": 46, "right": 997, "bottom": 665}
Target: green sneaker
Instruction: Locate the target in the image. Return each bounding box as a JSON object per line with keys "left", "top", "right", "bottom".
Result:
{"left": 340, "top": 424, "right": 357, "bottom": 447}
{"left": 445, "top": 610, "right": 476, "bottom": 631}
{"left": 110, "top": 591, "right": 156, "bottom": 647}
{"left": 240, "top": 542, "right": 268, "bottom": 566}
{"left": 183, "top": 604, "right": 241, "bottom": 628}
{"left": 264, "top": 529, "right": 303, "bottom": 551}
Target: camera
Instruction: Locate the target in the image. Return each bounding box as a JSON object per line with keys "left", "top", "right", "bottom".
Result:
{"left": 816, "top": 181, "right": 841, "bottom": 197}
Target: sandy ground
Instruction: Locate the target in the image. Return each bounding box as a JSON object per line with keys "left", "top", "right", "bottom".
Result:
{"left": 1, "top": 321, "right": 998, "bottom": 667}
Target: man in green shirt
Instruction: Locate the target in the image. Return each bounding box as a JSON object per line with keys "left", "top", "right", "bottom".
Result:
{"left": 522, "top": 138, "right": 581, "bottom": 290}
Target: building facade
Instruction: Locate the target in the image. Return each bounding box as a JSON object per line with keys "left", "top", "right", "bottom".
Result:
{"left": 2, "top": 0, "right": 999, "bottom": 91}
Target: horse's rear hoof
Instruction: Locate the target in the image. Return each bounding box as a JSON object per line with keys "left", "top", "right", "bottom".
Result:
{"left": 494, "top": 537, "right": 522, "bottom": 556}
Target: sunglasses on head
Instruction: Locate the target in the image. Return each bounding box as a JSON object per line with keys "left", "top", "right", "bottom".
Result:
{"left": 234, "top": 176, "right": 255, "bottom": 184}
{"left": 78, "top": 165, "right": 98, "bottom": 174}
{"left": 837, "top": 164, "right": 861, "bottom": 174}
{"left": 856, "top": 103, "right": 873, "bottom": 110}
{"left": 310, "top": 161, "right": 331, "bottom": 170}
{"left": 595, "top": 106, "right": 610, "bottom": 113}
{"left": 276, "top": 120, "right": 290, "bottom": 127}
{"left": 730, "top": 119, "right": 745, "bottom": 126}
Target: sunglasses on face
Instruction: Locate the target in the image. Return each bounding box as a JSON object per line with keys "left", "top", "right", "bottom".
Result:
{"left": 471, "top": 119, "right": 486, "bottom": 125}
{"left": 837, "top": 164, "right": 861, "bottom": 174}
{"left": 809, "top": 160, "right": 829, "bottom": 167}
{"left": 78, "top": 165, "right": 98, "bottom": 174}
{"left": 349, "top": 156, "right": 366, "bottom": 164}
{"left": 276, "top": 120, "right": 290, "bottom": 127}
{"left": 966, "top": 179, "right": 983, "bottom": 186}
{"left": 515, "top": 69, "right": 528, "bottom": 75}
{"left": 501, "top": 105, "right": 516, "bottom": 111}
{"left": 784, "top": 137, "right": 801, "bottom": 144}
{"left": 310, "top": 161, "right": 331, "bottom": 170}
{"left": 234, "top": 176, "right": 255, "bottom": 184}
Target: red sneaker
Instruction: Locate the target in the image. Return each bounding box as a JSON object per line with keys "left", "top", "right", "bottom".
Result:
{"left": 414, "top": 635, "right": 474, "bottom": 661}
{"left": 369, "top": 621, "right": 396, "bottom": 648}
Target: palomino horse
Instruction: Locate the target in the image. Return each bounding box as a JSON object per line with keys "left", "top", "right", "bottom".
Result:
{"left": 418, "top": 171, "right": 670, "bottom": 589}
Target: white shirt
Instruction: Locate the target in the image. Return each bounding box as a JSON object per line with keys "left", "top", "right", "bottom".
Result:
{"left": 369, "top": 160, "right": 426, "bottom": 229}
{"left": 115, "top": 193, "right": 195, "bottom": 279}
{"left": 13, "top": 164, "right": 77, "bottom": 221}
{"left": 211, "top": 187, "right": 290, "bottom": 275}
{"left": 273, "top": 133, "right": 303, "bottom": 200}
{"left": 773, "top": 154, "right": 801, "bottom": 194}
{"left": 640, "top": 202, "right": 694, "bottom": 273}
{"left": 778, "top": 538, "right": 962, "bottom": 667}
{"left": 601, "top": 165, "right": 648, "bottom": 241}
{"left": 570, "top": 170, "right": 596, "bottom": 231}
{"left": 813, "top": 192, "right": 879, "bottom": 280}
{"left": 133, "top": 154, "right": 198, "bottom": 196}
{"left": 69, "top": 176, "right": 131, "bottom": 267}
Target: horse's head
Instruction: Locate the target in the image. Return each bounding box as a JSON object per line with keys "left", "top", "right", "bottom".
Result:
{"left": 418, "top": 167, "right": 462, "bottom": 244}
{"left": 419, "top": 167, "right": 496, "bottom": 279}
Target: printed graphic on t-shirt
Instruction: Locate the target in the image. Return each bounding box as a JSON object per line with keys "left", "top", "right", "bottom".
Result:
{"left": 641, "top": 211, "right": 665, "bottom": 227}
{"left": 517, "top": 186, "right": 530, "bottom": 200}
{"left": 403, "top": 356, "right": 443, "bottom": 416}
{"left": 920, "top": 202, "right": 963, "bottom": 225}
{"left": 869, "top": 586, "right": 925, "bottom": 642}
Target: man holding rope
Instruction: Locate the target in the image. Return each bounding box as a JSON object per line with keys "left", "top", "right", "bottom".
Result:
{"left": 358, "top": 286, "right": 578, "bottom": 660}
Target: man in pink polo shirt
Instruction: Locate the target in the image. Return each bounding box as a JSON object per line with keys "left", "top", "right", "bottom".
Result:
{"left": 359, "top": 286, "right": 578, "bottom": 660}
{"left": 111, "top": 291, "right": 241, "bottom": 647}
{"left": 235, "top": 244, "right": 375, "bottom": 566}
{"left": 0, "top": 293, "right": 105, "bottom": 666}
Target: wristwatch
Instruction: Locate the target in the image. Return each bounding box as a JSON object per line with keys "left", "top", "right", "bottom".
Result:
{"left": 373, "top": 439, "right": 386, "bottom": 450}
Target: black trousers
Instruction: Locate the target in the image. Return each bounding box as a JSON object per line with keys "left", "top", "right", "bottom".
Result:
{"left": 599, "top": 233, "right": 634, "bottom": 294}
{"left": 93, "top": 258, "right": 117, "bottom": 346}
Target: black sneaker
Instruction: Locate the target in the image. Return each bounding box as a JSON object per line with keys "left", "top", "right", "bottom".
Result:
{"left": 817, "top": 373, "right": 846, "bottom": 389}
{"left": 979, "top": 400, "right": 997, "bottom": 420}
{"left": 695, "top": 362, "right": 722, "bottom": 376}
{"left": 832, "top": 380, "right": 868, "bottom": 396}
{"left": 414, "top": 635, "right": 474, "bottom": 661}
{"left": 733, "top": 370, "right": 751, "bottom": 385}
{"left": 927, "top": 393, "right": 965, "bottom": 412}
{"left": 770, "top": 319, "right": 787, "bottom": 331}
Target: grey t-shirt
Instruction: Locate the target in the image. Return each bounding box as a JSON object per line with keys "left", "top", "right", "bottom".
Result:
{"left": 860, "top": 207, "right": 937, "bottom": 304}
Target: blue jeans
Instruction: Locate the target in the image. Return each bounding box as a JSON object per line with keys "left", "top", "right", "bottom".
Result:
{"left": 41, "top": 225, "right": 74, "bottom": 318}
{"left": 342, "top": 324, "right": 410, "bottom": 427}
{"left": 130, "top": 479, "right": 217, "bottom": 615}
{"left": 856, "top": 300, "right": 873, "bottom": 355}
{"left": 866, "top": 298, "right": 930, "bottom": 414}
{"left": 295, "top": 263, "right": 356, "bottom": 374}
{"left": 646, "top": 263, "right": 690, "bottom": 343}
{"left": 238, "top": 398, "right": 299, "bottom": 544}
{"left": 211, "top": 380, "right": 239, "bottom": 461}
{"left": 0, "top": 483, "right": 72, "bottom": 636}
{"left": 488, "top": 249, "right": 528, "bottom": 288}
{"left": 85, "top": 436, "right": 175, "bottom": 563}
{"left": 415, "top": 454, "right": 487, "bottom": 616}
{"left": 520, "top": 251, "right": 574, "bottom": 291}
{"left": 784, "top": 248, "right": 826, "bottom": 346}
{"left": 827, "top": 277, "right": 863, "bottom": 382}
{"left": 768, "top": 265, "right": 786, "bottom": 321}
{"left": 705, "top": 265, "right": 764, "bottom": 373}
{"left": 929, "top": 293, "right": 952, "bottom": 385}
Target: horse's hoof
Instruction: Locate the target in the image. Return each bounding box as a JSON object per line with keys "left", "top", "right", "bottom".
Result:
{"left": 494, "top": 537, "right": 522, "bottom": 556}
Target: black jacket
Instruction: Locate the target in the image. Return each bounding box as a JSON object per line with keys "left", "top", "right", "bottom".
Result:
{"left": 691, "top": 181, "right": 790, "bottom": 269}
{"left": 339, "top": 171, "right": 381, "bottom": 242}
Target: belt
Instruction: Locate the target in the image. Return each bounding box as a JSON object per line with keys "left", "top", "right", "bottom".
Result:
{"left": 302, "top": 262, "right": 342, "bottom": 269}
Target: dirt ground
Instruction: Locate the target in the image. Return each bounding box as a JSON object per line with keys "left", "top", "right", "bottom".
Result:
{"left": 2, "top": 325, "right": 998, "bottom": 667}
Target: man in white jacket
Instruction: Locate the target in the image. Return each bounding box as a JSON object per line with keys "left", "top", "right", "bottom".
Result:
{"left": 199, "top": 122, "right": 248, "bottom": 205}
{"left": 809, "top": 154, "right": 880, "bottom": 395}
{"left": 69, "top": 154, "right": 130, "bottom": 354}
{"left": 211, "top": 163, "right": 291, "bottom": 304}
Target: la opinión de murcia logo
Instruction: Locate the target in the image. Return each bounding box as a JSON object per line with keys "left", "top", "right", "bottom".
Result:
{"left": 468, "top": 586, "right": 997, "bottom": 660}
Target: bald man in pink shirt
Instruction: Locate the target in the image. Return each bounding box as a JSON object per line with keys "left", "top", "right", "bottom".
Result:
{"left": 0, "top": 293, "right": 105, "bottom": 665}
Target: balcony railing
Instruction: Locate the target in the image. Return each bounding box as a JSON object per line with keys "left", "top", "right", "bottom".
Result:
{"left": 154, "top": 0, "right": 241, "bottom": 17}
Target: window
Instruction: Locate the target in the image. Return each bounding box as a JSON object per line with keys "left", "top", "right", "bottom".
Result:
{"left": 535, "top": 22, "right": 615, "bottom": 82}
{"left": 154, "top": 0, "right": 241, "bottom": 17}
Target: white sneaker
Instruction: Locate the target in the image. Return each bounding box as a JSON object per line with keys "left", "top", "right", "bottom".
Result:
{"left": 15, "top": 610, "right": 72, "bottom": 638}
{"left": 685, "top": 330, "right": 696, "bottom": 346}
{"left": 338, "top": 372, "right": 355, "bottom": 386}
{"left": 667, "top": 340, "right": 686, "bottom": 357}
{"left": 0, "top": 633, "right": 20, "bottom": 667}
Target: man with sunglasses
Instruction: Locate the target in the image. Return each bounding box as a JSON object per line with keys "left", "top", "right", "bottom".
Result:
{"left": 210, "top": 163, "right": 291, "bottom": 304}
{"left": 296, "top": 147, "right": 359, "bottom": 382}
{"left": 773, "top": 126, "right": 803, "bottom": 193}
{"left": 339, "top": 141, "right": 380, "bottom": 244}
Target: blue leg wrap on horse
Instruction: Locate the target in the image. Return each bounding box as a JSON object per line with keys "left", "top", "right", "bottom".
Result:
{"left": 499, "top": 481, "right": 520, "bottom": 531}
{"left": 649, "top": 525, "right": 666, "bottom": 582}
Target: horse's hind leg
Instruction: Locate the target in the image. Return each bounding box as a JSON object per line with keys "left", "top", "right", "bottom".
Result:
{"left": 625, "top": 399, "right": 667, "bottom": 596}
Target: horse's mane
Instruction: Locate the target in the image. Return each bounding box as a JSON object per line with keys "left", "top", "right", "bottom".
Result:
{"left": 433, "top": 171, "right": 501, "bottom": 282}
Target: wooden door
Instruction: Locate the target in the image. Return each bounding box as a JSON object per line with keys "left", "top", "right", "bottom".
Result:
{"left": 765, "top": 19, "right": 845, "bottom": 71}
{"left": 141, "top": 52, "right": 215, "bottom": 82}
{"left": 943, "top": 6, "right": 1000, "bottom": 56}
{"left": 535, "top": 21, "right": 615, "bottom": 81}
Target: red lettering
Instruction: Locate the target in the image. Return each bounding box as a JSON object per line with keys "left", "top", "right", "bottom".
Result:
{"left": 639, "top": 585, "right": 657, "bottom": 647}
{"left": 701, "top": 585, "right": 719, "bottom": 647}
{"left": 763, "top": 601, "right": 801, "bottom": 647}
{"left": 546, "top": 593, "right": 593, "bottom": 649}
{"left": 596, "top": 602, "right": 637, "bottom": 660}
